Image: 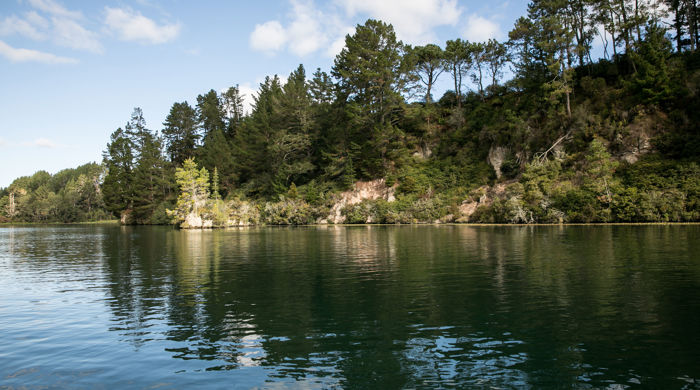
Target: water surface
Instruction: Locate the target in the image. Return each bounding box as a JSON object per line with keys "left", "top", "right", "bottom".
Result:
{"left": 1, "top": 225, "right": 699, "bottom": 389}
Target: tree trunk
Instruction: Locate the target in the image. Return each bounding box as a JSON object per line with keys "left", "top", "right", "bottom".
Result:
{"left": 610, "top": 8, "right": 618, "bottom": 58}
{"left": 453, "top": 63, "right": 461, "bottom": 108}
{"left": 635, "top": 0, "right": 642, "bottom": 42}
{"left": 675, "top": 4, "right": 683, "bottom": 52}
{"left": 619, "top": 1, "right": 631, "bottom": 51}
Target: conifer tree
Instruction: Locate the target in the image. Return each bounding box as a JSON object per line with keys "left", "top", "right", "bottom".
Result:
{"left": 332, "top": 19, "right": 407, "bottom": 178}
{"left": 222, "top": 86, "right": 245, "bottom": 139}
{"left": 162, "top": 101, "right": 199, "bottom": 165}
{"left": 196, "top": 89, "right": 225, "bottom": 136}
{"left": 443, "top": 39, "right": 473, "bottom": 107}
{"left": 199, "top": 128, "right": 236, "bottom": 197}
{"left": 131, "top": 131, "right": 169, "bottom": 223}
{"left": 409, "top": 43, "right": 445, "bottom": 103}
{"left": 102, "top": 127, "right": 134, "bottom": 217}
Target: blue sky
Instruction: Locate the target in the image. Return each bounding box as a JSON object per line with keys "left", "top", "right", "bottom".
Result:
{"left": 0, "top": 0, "right": 529, "bottom": 187}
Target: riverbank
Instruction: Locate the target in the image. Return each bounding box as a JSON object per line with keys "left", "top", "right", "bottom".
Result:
{"left": 0, "top": 220, "right": 119, "bottom": 226}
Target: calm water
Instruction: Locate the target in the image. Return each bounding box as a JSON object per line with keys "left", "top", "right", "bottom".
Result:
{"left": 1, "top": 225, "right": 699, "bottom": 389}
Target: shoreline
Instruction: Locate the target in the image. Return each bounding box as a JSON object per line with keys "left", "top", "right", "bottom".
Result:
{"left": 2, "top": 221, "right": 699, "bottom": 228}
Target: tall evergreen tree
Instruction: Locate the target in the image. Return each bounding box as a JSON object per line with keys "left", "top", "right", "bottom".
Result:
{"left": 162, "top": 101, "right": 199, "bottom": 165}
{"left": 131, "top": 131, "right": 170, "bottom": 223}
{"left": 332, "top": 19, "right": 407, "bottom": 178}
{"left": 443, "top": 39, "right": 473, "bottom": 107}
{"left": 198, "top": 128, "right": 236, "bottom": 197}
{"left": 102, "top": 127, "right": 134, "bottom": 217}
{"left": 125, "top": 107, "right": 148, "bottom": 156}
{"left": 233, "top": 76, "right": 284, "bottom": 196}
{"left": 270, "top": 65, "right": 315, "bottom": 192}
{"left": 221, "top": 86, "right": 245, "bottom": 139}
{"left": 409, "top": 44, "right": 445, "bottom": 103}
{"left": 483, "top": 39, "right": 509, "bottom": 88}
{"left": 196, "top": 89, "right": 225, "bottom": 136}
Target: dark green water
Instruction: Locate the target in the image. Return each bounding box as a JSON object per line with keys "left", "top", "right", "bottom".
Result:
{"left": 1, "top": 225, "right": 699, "bottom": 389}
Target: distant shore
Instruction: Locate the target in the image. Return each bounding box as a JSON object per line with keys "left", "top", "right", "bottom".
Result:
{"left": 2, "top": 221, "right": 699, "bottom": 228}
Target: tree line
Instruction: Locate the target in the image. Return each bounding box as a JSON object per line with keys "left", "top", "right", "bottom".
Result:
{"left": 2, "top": 0, "right": 699, "bottom": 224}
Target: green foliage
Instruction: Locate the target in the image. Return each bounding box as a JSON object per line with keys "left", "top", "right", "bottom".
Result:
{"left": 1, "top": 163, "right": 109, "bottom": 223}
{"left": 102, "top": 127, "right": 134, "bottom": 216}
{"left": 199, "top": 128, "right": 236, "bottom": 197}
{"left": 162, "top": 101, "right": 199, "bottom": 165}
{"left": 627, "top": 22, "right": 675, "bottom": 106}
{"left": 170, "top": 158, "right": 210, "bottom": 226}
{"left": 196, "top": 89, "right": 225, "bottom": 136}
{"left": 262, "top": 198, "right": 315, "bottom": 225}
{"left": 10, "top": 9, "right": 700, "bottom": 226}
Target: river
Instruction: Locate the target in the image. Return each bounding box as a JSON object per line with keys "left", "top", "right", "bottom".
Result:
{"left": 1, "top": 225, "right": 699, "bottom": 388}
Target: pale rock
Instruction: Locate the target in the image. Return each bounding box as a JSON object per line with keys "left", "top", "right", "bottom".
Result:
{"left": 327, "top": 179, "right": 398, "bottom": 224}
{"left": 488, "top": 146, "right": 508, "bottom": 179}
{"left": 183, "top": 213, "right": 202, "bottom": 229}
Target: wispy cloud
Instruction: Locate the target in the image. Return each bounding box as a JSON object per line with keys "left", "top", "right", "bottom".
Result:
{"left": 0, "top": 13, "right": 48, "bottom": 40}
{"left": 184, "top": 48, "right": 200, "bottom": 56}
{"left": 52, "top": 16, "right": 102, "bottom": 52}
{"left": 0, "top": 0, "right": 102, "bottom": 54}
{"left": 104, "top": 7, "right": 181, "bottom": 44}
{"left": 19, "top": 138, "right": 69, "bottom": 148}
{"left": 27, "top": 0, "right": 83, "bottom": 20}
{"left": 0, "top": 39, "right": 78, "bottom": 64}
{"left": 32, "top": 137, "right": 58, "bottom": 148}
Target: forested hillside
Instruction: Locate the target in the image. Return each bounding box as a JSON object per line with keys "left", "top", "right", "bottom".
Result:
{"left": 2, "top": 0, "right": 699, "bottom": 225}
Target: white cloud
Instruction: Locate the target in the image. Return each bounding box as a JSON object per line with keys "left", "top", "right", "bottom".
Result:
{"left": 0, "top": 137, "right": 5, "bottom": 147}
{"left": 250, "top": 20, "right": 287, "bottom": 53}
{"left": 249, "top": 0, "right": 462, "bottom": 57}
{"left": 52, "top": 17, "right": 102, "bottom": 52}
{"left": 463, "top": 14, "right": 502, "bottom": 42}
{"left": 27, "top": 0, "right": 82, "bottom": 20}
{"left": 32, "top": 138, "right": 57, "bottom": 148}
{"left": 339, "top": 0, "right": 462, "bottom": 44}
{"left": 327, "top": 33, "right": 348, "bottom": 58}
{"left": 249, "top": 1, "right": 352, "bottom": 57}
{"left": 0, "top": 39, "right": 78, "bottom": 64}
{"left": 0, "top": 14, "right": 47, "bottom": 40}
{"left": 287, "top": 0, "right": 327, "bottom": 56}
{"left": 238, "top": 84, "right": 258, "bottom": 115}
{"left": 104, "top": 7, "right": 181, "bottom": 44}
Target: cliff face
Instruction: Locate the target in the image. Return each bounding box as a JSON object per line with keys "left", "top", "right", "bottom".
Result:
{"left": 322, "top": 179, "right": 398, "bottom": 224}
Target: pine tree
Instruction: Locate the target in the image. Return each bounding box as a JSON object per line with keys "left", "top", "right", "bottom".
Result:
{"left": 443, "top": 39, "right": 473, "bottom": 107}
{"left": 409, "top": 43, "right": 445, "bottom": 103}
{"left": 332, "top": 19, "right": 407, "bottom": 178}
{"left": 196, "top": 89, "right": 225, "bottom": 136}
{"left": 221, "top": 86, "right": 245, "bottom": 139}
{"left": 198, "top": 128, "right": 236, "bottom": 198}
{"left": 162, "top": 101, "right": 199, "bottom": 165}
{"left": 171, "top": 158, "right": 210, "bottom": 226}
{"left": 131, "top": 131, "right": 169, "bottom": 223}
{"left": 233, "top": 76, "right": 284, "bottom": 196}
{"left": 102, "top": 127, "right": 135, "bottom": 217}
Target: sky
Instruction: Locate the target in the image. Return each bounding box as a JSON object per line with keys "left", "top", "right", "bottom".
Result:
{"left": 0, "top": 0, "right": 530, "bottom": 188}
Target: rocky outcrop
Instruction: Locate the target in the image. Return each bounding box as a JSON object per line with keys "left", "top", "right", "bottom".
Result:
{"left": 488, "top": 146, "right": 508, "bottom": 179}
{"left": 120, "top": 210, "right": 133, "bottom": 225}
{"left": 322, "top": 179, "right": 398, "bottom": 224}
{"left": 618, "top": 109, "right": 663, "bottom": 164}
{"left": 456, "top": 183, "right": 508, "bottom": 222}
